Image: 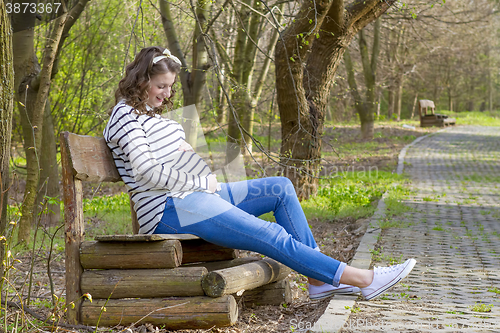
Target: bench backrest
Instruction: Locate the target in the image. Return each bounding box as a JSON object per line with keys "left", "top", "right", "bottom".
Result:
{"left": 61, "top": 132, "right": 121, "bottom": 182}
{"left": 60, "top": 131, "right": 138, "bottom": 323}
{"left": 418, "top": 99, "right": 436, "bottom": 118}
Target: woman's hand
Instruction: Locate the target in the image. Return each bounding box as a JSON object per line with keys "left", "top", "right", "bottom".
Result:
{"left": 178, "top": 140, "right": 194, "bottom": 152}
{"left": 208, "top": 174, "right": 218, "bottom": 193}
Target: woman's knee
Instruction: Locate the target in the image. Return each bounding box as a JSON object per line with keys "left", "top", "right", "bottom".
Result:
{"left": 269, "top": 176, "right": 296, "bottom": 199}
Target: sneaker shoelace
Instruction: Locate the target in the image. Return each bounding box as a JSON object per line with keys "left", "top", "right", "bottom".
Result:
{"left": 374, "top": 263, "right": 403, "bottom": 275}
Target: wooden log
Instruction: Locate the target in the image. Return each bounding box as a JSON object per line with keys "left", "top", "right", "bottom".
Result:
{"left": 235, "top": 279, "right": 292, "bottom": 307}
{"left": 183, "top": 257, "right": 260, "bottom": 271}
{"left": 95, "top": 234, "right": 199, "bottom": 242}
{"left": 61, "top": 132, "right": 85, "bottom": 324}
{"left": 80, "top": 240, "right": 182, "bottom": 269}
{"left": 80, "top": 267, "right": 208, "bottom": 298}
{"left": 181, "top": 239, "right": 239, "bottom": 264}
{"left": 202, "top": 258, "right": 291, "bottom": 297}
{"left": 80, "top": 296, "right": 238, "bottom": 329}
{"left": 129, "top": 193, "right": 140, "bottom": 235}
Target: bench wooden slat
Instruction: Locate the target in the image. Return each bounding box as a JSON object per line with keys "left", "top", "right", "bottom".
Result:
{"left": 202, "top": 258, "right": 291, "bottom": 297}
{"left": 80, "top": 240, "right": 183, "bottom": 269}
{"left": 80, "top": 267, "right": 208, "bottom": 298}
{"left": 80, "top": 296, "right": 238, "bottom": 328}
{"left": 95, "top": 234, "right": 200, "bottom": 242}
{"left": 63, "top": 131, "right": 121, "bottom": 182}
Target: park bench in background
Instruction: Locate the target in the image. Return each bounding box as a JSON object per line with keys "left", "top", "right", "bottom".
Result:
{"left": 60, "top": 131, "right": 292, "bottom": 329}
{"left": 418, "top": 99, "right": 456, "bottom": 127}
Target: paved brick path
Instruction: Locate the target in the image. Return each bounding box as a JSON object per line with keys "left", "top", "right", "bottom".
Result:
{"left": 346, "top": 126, "right": 500, "bottom": 332}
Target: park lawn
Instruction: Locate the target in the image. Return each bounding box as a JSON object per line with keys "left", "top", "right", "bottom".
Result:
{"left": 439, "top": 110, "right": 500, "bottom": 126}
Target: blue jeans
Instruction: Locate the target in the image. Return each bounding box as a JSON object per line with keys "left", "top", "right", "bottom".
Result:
{"left": 154, "top": 176, "right": 346, "bottom": 286}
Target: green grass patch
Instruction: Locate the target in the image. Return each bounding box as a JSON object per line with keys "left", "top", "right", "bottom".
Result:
{"left": 439, "top": 110, "right": 500, "bottom": 126}
{"left": 462, "top": 174, "right": 500, "bottom": 183}
{"left": 6, "top": 191, "right": 133, "bottom": 255}
{"left": 82, "top": 192, "right": 133, "bottom": 237}
{"left": 370, "top": 247, "right": 404, "bottom": 264}
{"left": 384, "top": 185, "right": 415, "bottom": 216}
{"left": 374, "top": 184, "right": 415, "bottom": 229}
{"left": 469, "top": 302, "right": 493, "bottom": 313}
{"left": 300, "top": 170, "right": 405, "bottom": 220}
{"left": 488, "top": 287, "right": 500, "bottom": 294}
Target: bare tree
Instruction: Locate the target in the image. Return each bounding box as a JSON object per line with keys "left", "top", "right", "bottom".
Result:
{"left": 344, "top": 18, "right": 381, "bottom": 138}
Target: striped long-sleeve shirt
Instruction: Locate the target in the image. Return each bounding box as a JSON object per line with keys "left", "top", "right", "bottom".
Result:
{"left": 103, "top": 100, "right": 214, "bottom": 234}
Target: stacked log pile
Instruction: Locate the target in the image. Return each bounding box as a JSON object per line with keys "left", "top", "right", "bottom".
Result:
{"left": 79, "top": 234, "right": 292, "bottom": 329}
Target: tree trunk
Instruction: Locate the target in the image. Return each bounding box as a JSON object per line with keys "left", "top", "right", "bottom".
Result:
{"left": 276, "top": 0, "right": 395, "bottom": 199}
{"left": 160, "top": 0, "right": 210, "bottom": 148}
{"left": 37, "top": 101, "right": 60, "bottom": 226}
{"left": 360, "top": 120, "right": 374, "bottom": 139}
{"left": 17, "top": 9, "right": 68, "bottom": 243}
{"left": 448, "top": 89, "right": 453, "bottom": 111}
{"left": 227, "top": 0, "right": 259, "bottom": 158}
{"left": 13, "top": 0, "right": 88, "bottom": 242}
{"left": 410, "top": 93, "right": 418, "bottom": 119}
{"left": 387, "top": 83, "right": 394, "bottom": 120}
{"left": 395, "top": 69, "right": 404, "bottom": 121}
{"left": 0, "top": 0, "right": 15, "bottom": 276}
{"left": 343, "top": 18, "right": 380, "bottom": 140}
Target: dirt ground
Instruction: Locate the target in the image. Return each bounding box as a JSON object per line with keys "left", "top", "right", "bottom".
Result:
{"left": 5, "top": 124, "right": 436, "bottom": 332}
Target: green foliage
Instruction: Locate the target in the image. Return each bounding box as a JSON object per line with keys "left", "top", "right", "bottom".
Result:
{"left": 83, "top": 192, "right": 129, "bottom": 216}
{"left": 301, "top": 171, "right": 404, "bottom": 220}
{"left": 468, "top": 302, "right": 493, "bottom": 313}
{"left": 83, "top": 192, "right": 133, "bottom": 237}
{"left": 438, "top": 110, "right": 500, "bottom": 126}
{"left": 384, "top": 184, "right": 414, "bottom": 216}
{"left": 370, "top": 246, "right": 404, "bottom": 264}
{"left": 488, "top": 287, "right": 500, "bottom": 294}
{"left": 322, "top": 184, "right": 381, "bottom": 215}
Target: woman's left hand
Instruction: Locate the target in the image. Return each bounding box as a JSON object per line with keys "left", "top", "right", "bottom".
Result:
{"left": 178, "top": 140, "right": 194, "bottom": 152}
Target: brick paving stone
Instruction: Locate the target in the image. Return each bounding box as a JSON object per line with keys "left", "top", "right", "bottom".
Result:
{"left": 345, "top": 126, "right": 500, "bottom": 332}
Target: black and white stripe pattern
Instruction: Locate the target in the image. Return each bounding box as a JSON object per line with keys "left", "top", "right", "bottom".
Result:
{"left": 103, "top": 100, "right": 213, "bottom": 234}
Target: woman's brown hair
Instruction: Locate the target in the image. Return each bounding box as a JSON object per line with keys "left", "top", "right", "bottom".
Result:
{"left": 113, "top": 46, "right": 181, "bottom": 116}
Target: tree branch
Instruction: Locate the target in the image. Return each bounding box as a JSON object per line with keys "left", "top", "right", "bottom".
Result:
{"left": 159, "top": 0, "right": 190, "bottom": 91}
{"left": 345, "top": 0, "right": 396, "bottom": 34}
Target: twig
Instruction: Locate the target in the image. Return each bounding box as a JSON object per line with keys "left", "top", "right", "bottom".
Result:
{"left": 6, "top": 300, "right": 95, "bottom": 332}
{"left": 45, "top": 224, "right": 64, "bottom": 306}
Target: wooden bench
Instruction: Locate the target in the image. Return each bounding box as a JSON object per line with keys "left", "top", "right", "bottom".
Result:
{"left": 60, "top": 131, "right": 292, "bottom": 329}
{"left": 418, "top": 99, "right": 456, "bottom": 128}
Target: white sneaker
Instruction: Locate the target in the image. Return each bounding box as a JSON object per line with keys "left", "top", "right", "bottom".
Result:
{"left": 361, "top": 258, "right": 417, "bottom": 300}
{"left": 309, "top": 283, "right": 361, "bottom": 300}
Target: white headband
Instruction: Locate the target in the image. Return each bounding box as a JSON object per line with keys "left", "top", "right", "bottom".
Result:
{"left": 152, "top": 48, "right": 182, "bottom": 66}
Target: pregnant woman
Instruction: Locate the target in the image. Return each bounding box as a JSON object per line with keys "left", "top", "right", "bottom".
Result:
{"left": 103, "top": 46, "right": 416, "bottom": 301}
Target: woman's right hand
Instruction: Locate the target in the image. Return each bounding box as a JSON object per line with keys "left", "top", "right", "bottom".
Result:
{"left": 208, "top": 174, "right": 218, "bottom": 193}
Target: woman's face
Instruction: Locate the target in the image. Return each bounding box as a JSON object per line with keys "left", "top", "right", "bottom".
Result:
{"left": 147, "top": 72, "right": 176, "bottom": 108}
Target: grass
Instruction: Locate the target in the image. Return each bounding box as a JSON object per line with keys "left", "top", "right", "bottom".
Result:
{"left": 439, "top": 110, "right": 500, "bottom": 126}
{"left": 468, "top": 302, "right": 494, "bottom": 313}
{"left": 300, "top": 170, "right": 406, "bottom": 220}
{"left": 82, "top": 192, "right": 133, "bottom": 237}
{"left": 462, "top": 174, "right": 500, "bottom": 183}
{"left": 488, "top": 287, "right": 500, "bottom": 294}
{"left": 370, "top": 247, "right": 404, "bottom": 264}
{"left": 6, "top": 191, "right": 132, "bottom": 255}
